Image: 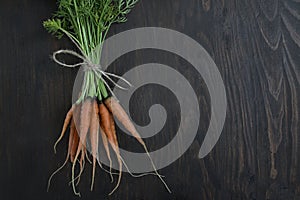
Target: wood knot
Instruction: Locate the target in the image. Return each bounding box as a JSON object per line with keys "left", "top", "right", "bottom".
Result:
{"left": 202, "top": 0, "right": 211, "bottom": 12}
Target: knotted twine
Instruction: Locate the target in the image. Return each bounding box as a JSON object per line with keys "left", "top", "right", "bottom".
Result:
{"left": 52, "top": 37, "right": 132, "bottom": 101}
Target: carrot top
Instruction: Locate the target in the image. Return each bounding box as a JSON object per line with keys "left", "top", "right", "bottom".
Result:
{"left": 43, "top": 0, "right": 139, "bottom": 103}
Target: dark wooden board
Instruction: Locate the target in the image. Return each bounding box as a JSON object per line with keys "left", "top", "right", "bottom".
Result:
{"left": 0, "top": 0, "right": 299, "bottom": 199}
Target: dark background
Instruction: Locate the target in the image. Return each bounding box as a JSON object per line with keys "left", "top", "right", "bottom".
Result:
{"left": 0, "top": 0, "right": 300, "bottom": 199}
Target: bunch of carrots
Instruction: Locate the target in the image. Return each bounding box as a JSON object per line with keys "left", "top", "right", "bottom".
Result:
{"left": 44, "top": 0, "right": 170, "bottom": 196}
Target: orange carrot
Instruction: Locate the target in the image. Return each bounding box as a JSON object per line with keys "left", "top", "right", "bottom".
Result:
{"left": 89, "top": 99, "right": 99, "bottom": 191}
{"left": 71, "top": 99, "right": 92, "bottom": 196}
{"left": 109, "top": 113, "right": 118, "bottom": 147}
{"left": 70, "top": 127, "right": 79, "bottom": 163}
{"left": 47, "top": 118, "right": 75, "bottom": 192}
{"left": 107, "top": 113, "right": 161, "bottom": 179}
{"left": 70, "top": 104, "right": 81, "bottom": 163}
{"left": 49, "top": 97, "right": 171, "bottom": 195}
{"left": 104, "top": 97, "right": 171, "bottom": 193}
{"left": 99, "top": 103, "right": 114, "bottom": 144}
{"left": 99, "top": 126, "right": 113, "bottom": 182}
{"left": 104, "top": 97, "right": 144, "bottom": 145}
{"left": 68, "top": 119, "right": 75, "bottom": 159}
{"left": 99, "top": 103, "right": 122, "bottom": 195}
{"left": 54, "top": 105, "right": 75, "bottom": 153}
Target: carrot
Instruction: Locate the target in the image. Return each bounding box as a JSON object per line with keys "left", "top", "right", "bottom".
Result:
{"left": 76, "top": 145, "right": 86, "bottom": 185}
{"left": 89, "top": 99, "right": 99, "bottom": 191}
{"left": 70, "top": 103, "right": 87, "bottom": 185}
{"left": 107, "top": 112, "right": 116, "bottom": 182}
{"left": 79, "top": 99, "right": 92, "bottom": 144}
{"left": 47, "top": 118, "right": 75, "bottom": 192}
{"left": 54, "top": 105, "right": 75, "bottom": 153}
{"left": 104, "top": 97, "right": 171, "bottom": 193}
{"left": 109, "top": 113, "right": 118, "bottom": 148}
{"left": 72, "top": 126, "right": 88, "bottom": 185}
{"left": 104, "top": 97, "right": 144, "bottom": 145}
{"left": 72, "top": 102, "right": 81, "bottom": 127}
{"left": 71, "top": 98, "right": 92, "bottom": 196}
{"left": 70, "top": 127, "right": 79, "bottom": 163}
{"left": 99, "top": 103, "right": 123, "bottom": 195}
{"left": 68, "top": 120, "right": 75, "bottom": 154}
{"left": 70, "top": 103, "right": 81, "bottom": 163}
{"left": 107, "top": 114, "right": 159, "bottom": 178}
{"left": 100, "top": 126, "right": 113, "bottom": 182}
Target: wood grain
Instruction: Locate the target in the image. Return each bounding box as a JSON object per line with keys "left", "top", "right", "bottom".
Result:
{"left": 0, "top": 0, "right": 299, "bottom": 199}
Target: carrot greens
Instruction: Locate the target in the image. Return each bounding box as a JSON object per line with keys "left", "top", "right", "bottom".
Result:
{"left": 44, "top": 0, "right": 138, "bottom": 102}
